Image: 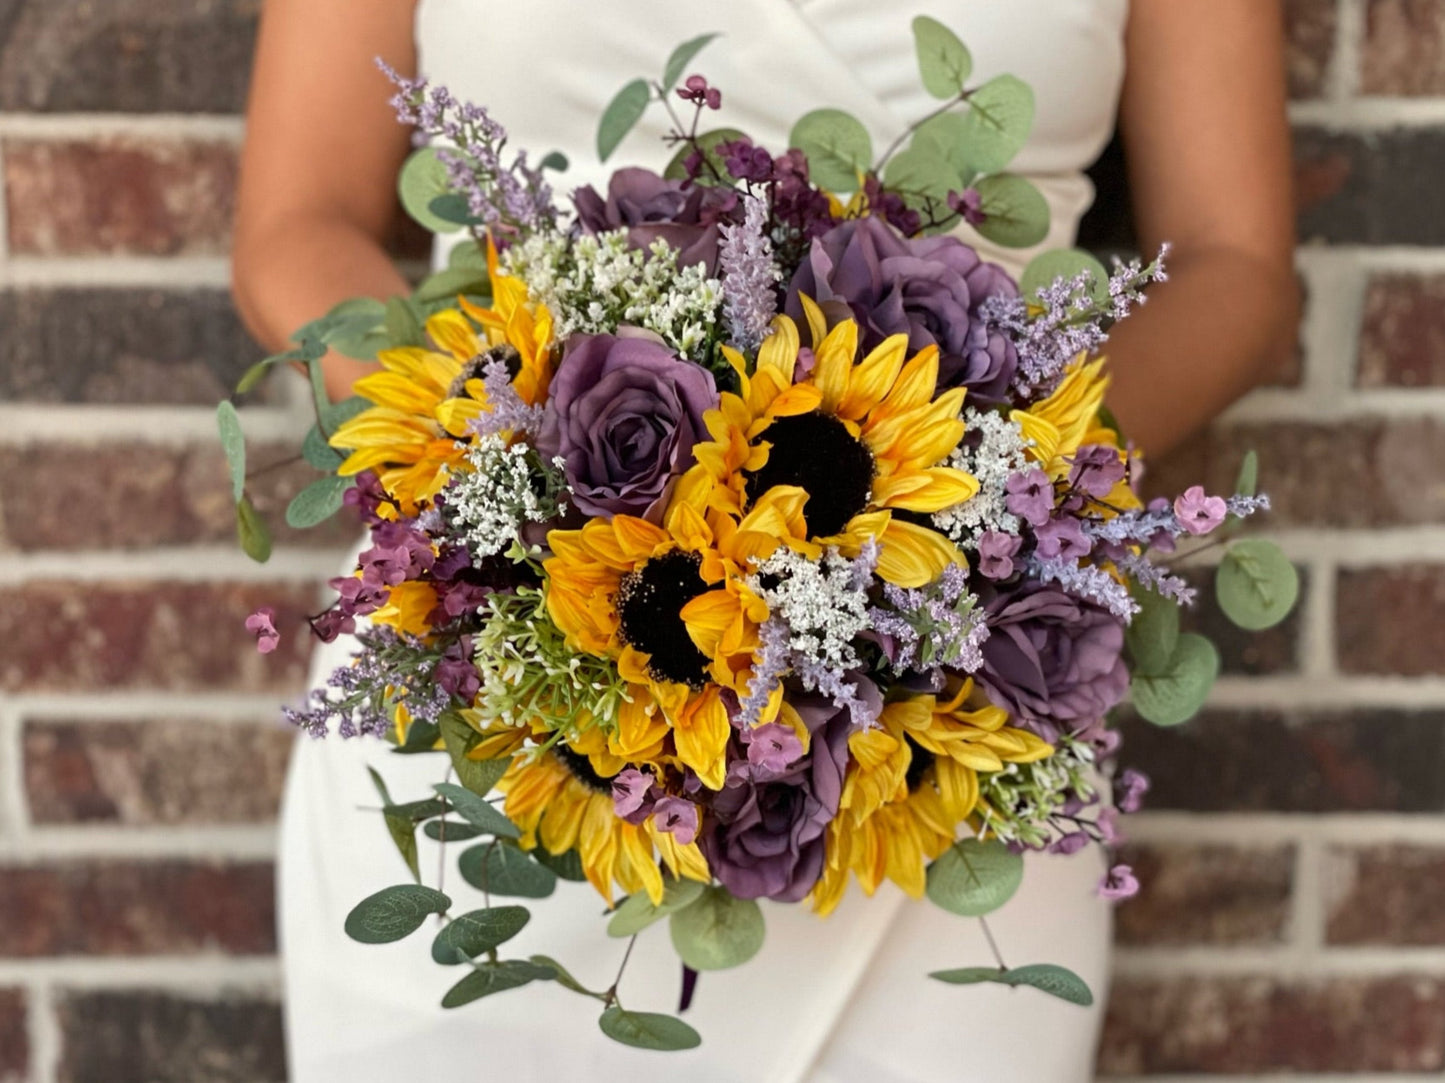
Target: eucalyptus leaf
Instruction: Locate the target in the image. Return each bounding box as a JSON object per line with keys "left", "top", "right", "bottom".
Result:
{"left": 216, "top": 401, "right": 246, "bottom": 503}
{"left": 319, "top": 394, "right": 370, "bottom": 435}
{"left": 366, "top": 765, "right": 395, "bottom": 806}
{"left": 386, "top": 797, "right": 447, "bottom": 823}
{"left": 669, "top": 886, "right": 765, "bottom": 971}
{"left": 528, "top": 954, "right": 599, "bottom": 997}
{"left": 1019, "top": 249, "right": 1109, "bottom": 306}
{"left": 437, "top": 712, "right": 513, "bottom": 798}
{"left": 533, "top": 847, "right": 588, "bottom": 883}
{"left": 909, "top": 112, "right": 975, "bottom": 181}
{"left": 448, "top": 241, "right": 490, "bottom": 273}
{"left": 663, "top": 127, "right": 747, "bottom": 184}
{"left": 301, "top": 424, "right": 344, "bottom": 471}
{"left": 399, "top": 147, "right": 463, "bottom": 234}
{"left": 959, "top": 74, "right": 1036, "bottom": 175}
{"left": 598, "top": 1006, "right": 702, "bottom": 1052}
{"left": 789, "top": 108, "right": 872, "bottom": 193}
{"left": 459, "top": 841, "right": 558, "bottom": 898}
{"left": 1131, "top": 632, "right": 1220, "bottom": 727}
{"left": 930, "top": 962, "right": 1094, "bottom": 1007}
{"left": 973, "top": 173, "right": 1050, "bottom": 248}
{"left": 1235, "top": 450, "right": 1260, "bottom": 499}
{"left": 434, "top": 783, "right": 521, "bottom": 839}
{"left": 383, "top": 296, "right": 426, "bottom": 349}
{"left": 430, "top": 906, "right": 531, "bottom": 965}
{"left": 1217, "top": 540, "right": 1299, "bottom": 631}
{"left": 607, "top": 878, "right": 707, "bottom": 938}
{"left": 1125, "top": 585, "right": 1181, "bottom": 677}
{"left": 662, "top": 32, "right": 721, "bottom": 92}
{"left": 925, "top": 839, "right": 1024, "bottom": 917}
{"left": 235, "top": 496, "right": 271, "bottom": 563}
{"left": 912, "top": 15, "right": 973, "bottom": 99}
{"left": 383, "top": 811, "right": 421, "bottom": 881}
{"left": 343, "top": 884, "right": 450, "bottom": 944}
{"left": 539, "top": 151, "right": 569, "bottom": 173}
{"left": 394, "top": 718, "right": 441, "bottom": 755}
{"left": 426, "top": 193, "right": 477, "bottom": 228}
{"left": 440, "top": 960, "right": 554, "bottom": 1008}
{"left": 285, "top": 474, "right": 354, "bottom": 529}
{"left": 423, "top": 819, "right": 488, "bottom": 843}
{"left": 883, "top": 144, "right": 963, "bottom": 206}
{"left": 412, "top": 266, "right": 491, "bottom": 306}
{"left": 597, "top": 78, "right": 652, "bottom": 163}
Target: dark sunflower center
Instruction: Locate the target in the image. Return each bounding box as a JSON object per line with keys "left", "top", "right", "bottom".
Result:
{"left": 447, "top": 344, "right": 522, "bottom": 401}
{"left": 744, "top": 411, "right": 874, "bottom": 538}
{"left": 904, "top": 736, "right": 937, "bottom": 793}
{"left": 615, "top": 549, "right": 711, "bottom": 689}
{"left": 552, "top": 743, "right": 613, "bottom": 795}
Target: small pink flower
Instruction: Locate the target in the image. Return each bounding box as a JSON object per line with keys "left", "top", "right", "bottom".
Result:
{"left": 1173, "top": 485, "right": 1228, "bottom": 536}
{"left": 611, "top": 768, "right": 654, "bottom": 819}
{"left": 1100, "top": 863, "right": 1140, "bottom": 901}
{"left": 653, "top": 797, "right": 700, "bottom": 847}
{"left": 1095, "top": 806, "right": 1123, "bottom": 845}
{"left": 244, "top": 607, "right": 279, "bottom": 655}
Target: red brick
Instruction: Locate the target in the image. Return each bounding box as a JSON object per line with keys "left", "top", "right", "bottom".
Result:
{"left": 1099, "top": 975, "right": 1445, "bottom": 1073}
{"left": 1327, "top": 844, "right": 1445, "bottom": 945}
{"left": 56, "top": 991, "right": 283, "bottom": 1083}
{"left": 1285, "top": 0, "right": 1338, "bottom": 99}
{"left": 4, "top": 138, "right": 236, "bottom": 256}
{"left": 1363, "top": 0, "right": 1445, "bottom": 95}
{"left": 0, "top": 861, "right": 274, "bottom": 957}
{"left": 23, "top": 719, "right": 293, "bottom": 825}
{"left": 1338, "top": 565, "right": 1445, "bottom": 676}
{"left": 0, "top": 989, "right": 26, "bottom": 1083}
{"left": 1359, "top": 272, "right": 1445, "bottom": 386}
{"left": 0, "top": 582, "right": 318, "bottom": 694}
{"left": 1115, "top": 844, "right": 1294, "bottom": 947}
{"left": 1146, "top": 419, "right": 1445, "bottom": 527}
{"left": 0, "top": 442, "right": 361, "bottom": 552}
{"left": 1294, "top": 127, "right": 1445, "bottom": 244}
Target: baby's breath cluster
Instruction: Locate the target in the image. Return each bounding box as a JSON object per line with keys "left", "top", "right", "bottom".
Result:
{"left": 747, "top": 546, "right": 871, "bottom": 672}
{"left": 933, "top": 407, "right": 1032, "bottom": 548}
{"left": 976, "top": 736, "right": 1099, "bottom": 848}
{"left": 444, "top": 434, "right": 568, "bottom": 560}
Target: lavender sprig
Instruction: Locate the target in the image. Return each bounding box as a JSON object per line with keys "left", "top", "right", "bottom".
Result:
{"left": 718, "top": 193, "right": 781, "bottom": 354}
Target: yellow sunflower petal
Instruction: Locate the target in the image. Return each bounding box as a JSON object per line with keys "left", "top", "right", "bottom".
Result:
{"left": 874, "top": 520, "right": 962, "bottom": 588}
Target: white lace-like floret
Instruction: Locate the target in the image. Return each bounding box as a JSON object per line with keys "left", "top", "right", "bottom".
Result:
{"left": 447, "top": 434, "right": 566, "bottom": 559}
{"left": 933, "top": 407, "right": 1032, "bottom": 548}
{"left": 502, "top": 229, "right": 722, "bottom": 354}
{"left": 747, "top": 547, "right": 869, "bottom": 671}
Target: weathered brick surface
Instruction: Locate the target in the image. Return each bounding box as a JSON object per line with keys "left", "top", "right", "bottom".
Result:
{"left": 1326, "top": 844, "right": 1445, "bottom": 945}
{"left": 1338, "top": 566, "right": 1445, "bottom": 676}
{"left": 1120, "top": 709, "right": 1445, "bottom": 813}
{"left": 1286, "top": 0, "right": 1338, "bottom": 99}
{"left": 1359, "top": 272, "right": 1445, "bottom": 386}
{"left": 1363, "top": 0, "right": 1445, "bottom": 95}
{"left": 1146, "top": 419, "right": 1445, "bottom": 527}
{"left": 0, "top": 288, "right": 262, "bottom": 404}
{"left": 1115, "top": 844, "right": 1295, "bottom": 947}
{"left": 55, "top": 991, "right": 284, "bottom": 1083}
{"left": 0, "top": 861, "right": 275, "bottom": 957}
{"left": 0, "top": 989, "right": 26, "bottom": 1083}
{"left": 0, "top": 1, "right": 259, "bottom": 113}
{"left": 1294, "top": 127, "right": 1445, "bottom": 245}
{"left": 1099, "top": 976, "right": 1445, "bottom": 1073}
{"left": 0, "top": 442, "right": 361, "bottom": 552}
{"left": 1183, "top": 565, "right": 1304, "bottom": 676}
{"left": 0, "top": 582, "right": 317, "bottom": 693}
{"left": 23, "top": 719, "right": 293, "bottom": 825}
{"left": 4, "top": 138, "right": 237, "bottom": 256}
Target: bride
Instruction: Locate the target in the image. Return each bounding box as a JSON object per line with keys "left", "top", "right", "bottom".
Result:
{"left": 232, "top": 2, "right": 1297, "bottom": 1079}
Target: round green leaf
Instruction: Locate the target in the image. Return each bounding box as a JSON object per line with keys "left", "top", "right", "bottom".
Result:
{"left": 1019, "top": 249, "right": 1109, "bottom": 306}
{"left": 973, "top": 173, "right": 1050, "bottom": 248}
{"left": 343, "top": 884, "right": 450, "bottom": 944}
{"left": 599, "top": 1006, "right": 702, "bottom": 1052}
{"left": 412, "top": 266, "right": 491, "bottom": 306}
{"left": 662, "top": 32, "right": 721, "bottom": 92}
{"left": 1217, "top": 540, "right": 1299, "bottom": 631}
{"left": 533, "top": 847, "right": 588, "bottom": 882}
{"left": 789, "top": 108, "right": 872, "bottom": 193}
{"left": 383, "top": 296, "right": 426, "bottom": 349}
{"left": 437, "top": 712, "right": 512, "bottom": 798}
{"left": 925, "top": 838, "right": 1024, "bottom": 917}
{"left": 539, "top": 150, "right": 569, "bottom": 173}
{"left": 607, "top": 878, "right": 707, "bottom": 938}
{"left": 459, "top": 841, "right": 557, "bottom": 898}
{"left": 598, "top": 78, "right": 651, "bottom": 163}
{"left": 423, "top": 819, "right": 487, "bottom": 842}
{"left": 912, "top": 15, "right": 973, "bottom": 99}
{"left": 909, "top": 112, "right": 975, "bottom": 180}
{"left": 285, "top": 474, "right": 353, "bottom": 529}
{"left": 440, "top": 960, "right": 554, "bottom": 1008}
{"left": 1234, "top": 449, "right": 1260, "bottom": 499}
{"left": 1131, "top": 632, "right": 1220, "bottom": 727}
{"left": 1125, "top": 585, "right": 1182, "bottom": 677}
{"left": 235, "top": 496, "right": 271, "bottom": 564}
{"left": 430, "top": 906, "right": 531, "bottom": 965}
{"left": 426, "top": 193, "right": 476, "bottom": 228}
{"left": 434, "top": 782, "right": 521, "bottom": 839}
{"left": 931, "top": 962, "right": 1094, "bottom": 1007}
{"left": 399, "top": 147, "right": 464, "bottom": 234}
{"left": 663, "top": 127, "right": 747, "bottom": 184}
{"left": 216, "top": 401, "right": 245, "bottom": 502}
{"left": 959, "top": 74, "right": 1036, "bottom": 174}
{"left": 301, "top": 424, "right": 344, "bottom": 471}
{"left": 883, "top": 144, "right": 964, "bottom": 206}
{"left": 668, "top": 886, "right": 765, "bottom": 971}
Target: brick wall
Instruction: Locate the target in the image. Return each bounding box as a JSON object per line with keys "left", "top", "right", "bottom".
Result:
{"left": 0, "top": 1, "right": 1442, "bottom": 1079}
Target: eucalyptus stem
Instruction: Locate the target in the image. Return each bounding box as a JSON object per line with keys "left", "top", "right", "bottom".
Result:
{"left": 978, "top": 916, "right": 1008, "bottom": 972}
{"left": 605, "top": 935, "right": 639, "bottom": 1009}
{"left": 874, "top": 89, "right": 970, "bottom": 173}
{"left": 245, "top": 453, "right": 304, "bottom": 481}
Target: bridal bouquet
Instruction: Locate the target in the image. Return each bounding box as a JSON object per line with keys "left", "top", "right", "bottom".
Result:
{"left": 223, "top": 21, "right": 1297, "bottom": 1049}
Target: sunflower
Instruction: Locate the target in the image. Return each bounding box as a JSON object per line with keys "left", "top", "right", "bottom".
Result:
{"left": 678, "top": 307, "right": 977, "bottom": 588}
{"left": 809, "top": 680, "right": 1052, "bottom": 914}
{"left": 498, "top": 740, "right": 709, "bottom": 905}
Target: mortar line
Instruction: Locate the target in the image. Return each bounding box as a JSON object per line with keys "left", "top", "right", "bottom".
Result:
{"left": 0, "top": 705, "right": 28, "bottom": 840}
{"left": 1300, "top": 553, "right": 1337, "bottom": 679}
{"left": 0, "top": 547, "right": 346, "bottom": 584}
{"left": 0, "top": 405, "right": 311, "bottom": 444}
{"left": 4, "top": 693, "right": 300, "bottom": 719}
{"left": 30, "top": 978, "right": 59, "bottom": 1083}
{"left": 1331, "top": 0, "right": 1363, "bottom": 102}
{"left": 0, "top": 957, "right": 281, "bottom": 989}
{"left": 0, "top": 114, "right": 245, "bottom": 140}
{"left": 1126, "top": 813, "right": 1445, "bottom": 846}
{"left": 0, "top": 137, "right": 10, "bottom": 264}
{"left": 1295, "top": 253, "right": 1363, "bottom": 397}
{"left": 0, "top": 255, "right": 232, "bottom": 288}
{"left": 1289, "top": 834, "right": 1326, "bottom": 966}
{"left": 0, "top": 825, "right": 280, "bottom": 862}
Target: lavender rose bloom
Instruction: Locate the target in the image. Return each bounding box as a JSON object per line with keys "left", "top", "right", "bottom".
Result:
{"left": 573, "top": 167, "right": 738, "bottom": 273}
{"left": 700, "top": 683, "right": 874, "bottom": 902}
{"left": 536, "top": 332, "right": 716, "bottom": 522}
{"left": 977, "top": 585, "right": 1129, "bottom": 742}
{"left": 783, "top": 215, "right": 1020, "bottom": 403}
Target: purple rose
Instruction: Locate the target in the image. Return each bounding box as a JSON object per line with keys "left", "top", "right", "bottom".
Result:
{"left": 699, "top": 682, "right": 874, "bottom": 902}
{"left": 977, "top": 585, "right": 1129, "bottom": 742}
{"left": 537, "top": 333, "right": 717, "bottom": 523}
{"left": 573, "top": 167, "right": 739, "bottom": 273}
{"left": 783, "top": 216, "right": 1020, "bottom": 404}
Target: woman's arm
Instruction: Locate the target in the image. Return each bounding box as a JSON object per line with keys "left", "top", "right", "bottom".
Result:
{"left": 231, "top": 0, "right": 419, "bottom": 401}
{"left": 1103, "top": 0, "right": 1300, "bottom": 456}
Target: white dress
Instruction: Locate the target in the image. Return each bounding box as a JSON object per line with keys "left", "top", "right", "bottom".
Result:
{"left": 280, "top": 2, "right": 1130, "bottom": 1080}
